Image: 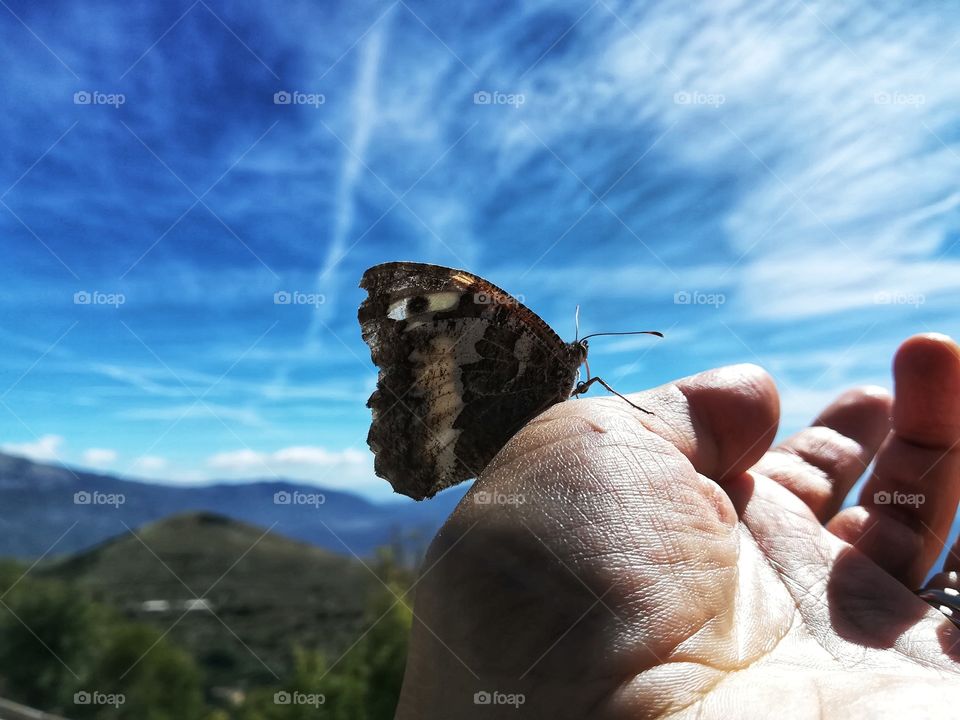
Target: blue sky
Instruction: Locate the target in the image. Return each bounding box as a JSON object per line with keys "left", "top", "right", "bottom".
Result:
{"left": 1, "top": 0, "right": 959, "bottom": 501}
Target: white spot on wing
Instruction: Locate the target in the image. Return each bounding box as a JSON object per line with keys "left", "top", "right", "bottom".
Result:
{"left": 513, "top": 332, "right": 537, "bottom": 382}
{"left": 387, "top": 291, "right": 462, "bottom": 321}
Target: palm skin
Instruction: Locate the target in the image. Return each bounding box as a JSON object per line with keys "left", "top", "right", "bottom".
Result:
{"left": 395, "top": 334, "right": 960, "bottom": 719}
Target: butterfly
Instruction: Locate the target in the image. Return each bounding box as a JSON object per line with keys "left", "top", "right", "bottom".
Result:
{"left": 358, "top": 262, "right": 661, "bottom": 500}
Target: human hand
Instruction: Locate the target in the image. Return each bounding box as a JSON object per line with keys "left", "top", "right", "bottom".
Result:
{"left": 395, "top": 334, "right": 960, "bottom": 719}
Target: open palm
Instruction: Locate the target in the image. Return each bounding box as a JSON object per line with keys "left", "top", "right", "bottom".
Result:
{"left": 395, "top": 334, "right": 960, "bottom": 719}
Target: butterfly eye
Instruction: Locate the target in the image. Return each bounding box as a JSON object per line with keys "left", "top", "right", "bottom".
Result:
{"left": 578, "top": 339, "right": 589, "bottom": 361}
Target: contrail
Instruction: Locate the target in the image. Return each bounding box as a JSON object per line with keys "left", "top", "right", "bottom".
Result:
{"left": 306, "top": 6, "right": 393, "bottom": 348}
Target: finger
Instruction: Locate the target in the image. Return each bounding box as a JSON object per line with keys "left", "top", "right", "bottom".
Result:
{"left": 640, "top": 362, "right": 780, "bottom": 482}
{"left": 925, "top": 569, "right": 960, "bottom": 595}
{"left": 515, "top": 363, "right": 781, "bottom": 485}
{"left": 753, "top": 387, "right": 891, "bottom": 520}
{"left": 937, "top": 527, "right": 960, "bottom": 576}
{"left": 828, "top": 334, "right": 960, "bottom": 587}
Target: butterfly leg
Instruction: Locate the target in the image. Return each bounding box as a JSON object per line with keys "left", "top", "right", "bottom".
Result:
{"left": 571, "top": 376, "right": 655, "bottom": 415}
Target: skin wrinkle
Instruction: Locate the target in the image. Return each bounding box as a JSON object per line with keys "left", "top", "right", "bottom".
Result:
{"left": 495, "top": 436, "right": 679, "bottom": 498}
{"left": 608, "top": 660, "right": 742, "bottom": 720}
{"left": 512, "top": 413, "right": 749, "bottom": 677}
{"left": 736, "top": 497, "right": 834, "bottom": 666}
{"left": 600, "top": 645, "right": 745, "bottom": 720}
{"left": 603, "top": 503, "right": 741, "bottom": 684}
{"left": 526, "top": 408, "right": 606, "bottom": 432}
{"left": 799, "top": 426, "right": 867, "bottom": 472}
{"left": 398, "top": 346, "right": 960, "bottom": 719}
{"left": 499, "top": 436, "right": 748, "bottom": 696}
{"left": 861, "top": 504, "right": 928, "bottom": 540}
{"left": 767, "top": 447, "right": 831, "bottom": 485}
{"left": 488, "top": 414, "right": 613, "bottom": 469}
{"left": 742, "top": 489, "right": 954, "bottom": 674}
{"left": 628, "top": 476, "right": 698, "bottom": 584}
{"left": 588, "top": 460, "right": 638, "bottom": 555}
{"left": 554, "top": 476, "right": 634, "bottom": 569}
{"left": 895, "top": 431, "right": 960, "bottom": 454}
{"left": 663, "top": 615, "right": 802, "bottom": 720}
{"left": 874, "top": 436, "right": 960, "bottom": 487}
{"left": 655, "top": 667, "right": 729, "bottom": 720}
{"left": 674, "top": 381, "right": 718, "bottom": 472}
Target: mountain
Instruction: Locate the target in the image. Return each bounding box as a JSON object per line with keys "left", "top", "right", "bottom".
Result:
{"left": 0, "top": 452, "right": 466, "bottom": 560}
{"left": 37, "top": 512, "right": 385, "bottom": 687}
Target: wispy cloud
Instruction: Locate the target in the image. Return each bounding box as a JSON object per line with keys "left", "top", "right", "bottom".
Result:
{"left": 205, "top": 444, "right": 377, "bottom": 494}
{"left": 208, "top": 445, "right": 366, "bottom": 471}
{"left": 130, "top": 454, "right": 167, "bottom": 472}
{"left": 3, "top": 0, "right": 960, "bottom": 500}
{"left": 121, "top": 403, "right": 265, "bottom": 426}
{"left": 81, "top": 447, "right": 117, "bottom": 467}
{"left": 2, "top": 435, "right": 64, "bottom": 462}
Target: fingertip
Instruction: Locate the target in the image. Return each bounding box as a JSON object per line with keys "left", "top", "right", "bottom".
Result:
{"left": 682, "top": 363, "right": 780, "bottom": 480}
{"left": 839, "top": 385, "right": 892, "bottom": 406}
{"left": 827, "top": 505, "right": 926, "bottom": 585}
{"left": 826, "top": 505, "right": 869, "bottom": 541}
{"left": 817, "top": 385, "right": 892, "bottom": 417}
{"left": 813, "top": 386, "right": 892, "bottom": 446}
{"left": 894, "top": 333, "right": 960, "bottom": 377}
{"left": 693, "top": 363, "right": 780, "bottom": 415}
{"left": 893, "top": 334, "right": 960, "bottom": 447}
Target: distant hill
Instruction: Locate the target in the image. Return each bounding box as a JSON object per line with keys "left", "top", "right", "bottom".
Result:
{"left": 38, "top": 512, "right": 384, "bottom": 688}
{"left": 0, "top": 452, "right": 465, "bottom": 559}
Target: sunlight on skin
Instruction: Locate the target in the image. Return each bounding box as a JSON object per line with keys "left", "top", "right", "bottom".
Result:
{"left": 396, "top": 334, "right": 960, "bottom": 719}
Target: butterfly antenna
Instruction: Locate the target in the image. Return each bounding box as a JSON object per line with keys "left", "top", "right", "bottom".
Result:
{"left": 580, "top": 330, "right": 664, "bottom": 341}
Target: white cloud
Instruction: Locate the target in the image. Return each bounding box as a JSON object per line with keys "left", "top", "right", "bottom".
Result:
{"left": 82, "top": 448, "right": 117, "bottom": 467}
{"left": 1, "top": 435, "right": 64, "bottom": 462}
{"left": 205, "top": 445, "right": 379, "bottom": 495}
{"left": 207, "top": 448, "right": 265, "bottom": 472}
{"left": 272, "top": 446, "right": 367, "bottom": 466}
{"left": 131, "top": 455, "right": 167, "bottom": 472}
{"left": 208, "top": 446, "right": 367, "bottom": 472}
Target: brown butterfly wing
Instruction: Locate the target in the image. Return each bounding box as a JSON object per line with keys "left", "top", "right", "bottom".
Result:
{"left": 359, "top": 262, "right": 581, "bottom": 500}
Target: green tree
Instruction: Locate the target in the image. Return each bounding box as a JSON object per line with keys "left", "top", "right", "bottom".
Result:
{"left": 0, "top": 577, "right": 96, "bottom": 709}
{"left": 237, "top": 563, "right": 412, "bottom": 720}
{"left": 0, "top": 559, "right": 27, "bottom": 589}
{"left": 80, "top": 622, "right": 206, "bottom": 720}
{"left": 342, "top": 576, "right": 412, "bottom": 719}
{"left": 323, "top": 548, "right": 413, "bottom": 719}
